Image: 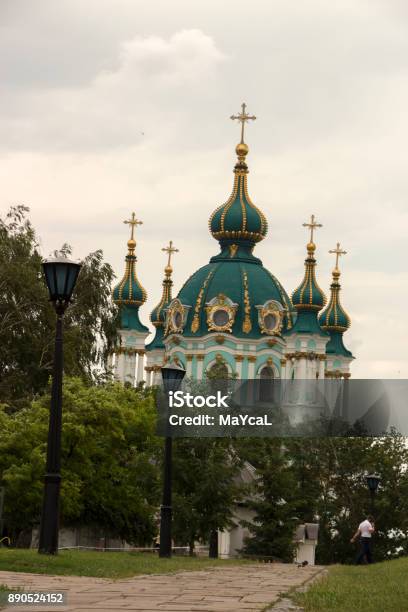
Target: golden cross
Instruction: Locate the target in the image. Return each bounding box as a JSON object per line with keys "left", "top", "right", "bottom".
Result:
{"left": 162, "top": 240, "right": 179, "bottom": 267}
{"left": 123, "top": 212, "right": 143, "bottom": 241}
{"left": 329, "top": 242, "right": 347, "bottom": 269}
{"left": 230, "top": 102, "right": 256, "bottom": 144}
{"left": 302, "top": 214, "right": 322, "bottom": 243}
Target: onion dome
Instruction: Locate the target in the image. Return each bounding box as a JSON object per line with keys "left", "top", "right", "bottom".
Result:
{"left": 210, "top": 104, "right": 267, "bottom": 247}
{"left": 287, "top": 215, "right": 327, "bottom": 336}
{"left": 319, "top": 243, "right": 353, "bottom": 357}
{"left": 147, "top": 241, "right": 178, "bottom": 351}
{"left": 319, "top": 271, "right": 350, "bottom": 331}
{"left": 291, "top": 241, "right": 326, "bottom": 311}
{"left": 164, "top": 105, "right": 293, "bottom": 339}
{"left": 112, "top": 213, "right": 148, "bottom": 332}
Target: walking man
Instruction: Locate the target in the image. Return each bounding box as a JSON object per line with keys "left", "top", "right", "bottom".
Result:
{"left": 350, "top": 515, "right": 375, "bottom": 564}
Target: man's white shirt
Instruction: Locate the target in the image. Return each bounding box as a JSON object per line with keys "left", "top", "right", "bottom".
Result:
{"left": 359, "top": 520, "right": 373, "bottom": 538}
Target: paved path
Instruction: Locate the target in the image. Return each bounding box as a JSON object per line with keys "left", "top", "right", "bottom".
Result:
{"left": 0, "top": 564, "right": 325, "bottom": 611}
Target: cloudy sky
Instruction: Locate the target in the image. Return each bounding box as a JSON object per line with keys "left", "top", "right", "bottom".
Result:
{"left": 1, "top": 0, "right": 407, "bottom": 378}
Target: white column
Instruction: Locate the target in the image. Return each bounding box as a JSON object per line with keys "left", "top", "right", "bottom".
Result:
{"left": 196, "top": 355, "right": 204, "bottom": 380}
{"left": 186, "top": 355, "right": 193, "bottom": 378}
{"left": 247, "top": 356, "right": 256, "bottom": 379}
{"left": 280, "top": 359, "right": 287, "bottom": 379}
{"left": 235, "top": 356, "right": 243, "bottom": 378}
{"left": 136, "top": 351, "right": 145, "bottom": 384}
{"left": 298, "top": 356, "right": 307, "bottom": 379}
{"left": 115, "top": 352, "right": 125, "bottom": 382}
{"left": 245, "top": 357, "right": 256, "bottom": 405}
{"left": 318, "top": 356, "right": 326, "bottom": 380}
{"left": 153, "top": 366, "right": 162, "bottom": 386}
{"left": 124, "top": 353, "right": 136, "bottom": 385}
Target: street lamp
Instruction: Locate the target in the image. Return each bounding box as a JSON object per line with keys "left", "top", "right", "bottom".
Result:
{"left": 38, "top": 257, "right": 81, "bottom": 555}
{"left": 366, "top": 473, "right": 380, "bottom": 515}
{"left": 159, "top": 363, "right": 186, "bottom": 558}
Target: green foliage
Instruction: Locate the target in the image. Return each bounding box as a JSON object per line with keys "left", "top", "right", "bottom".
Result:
{"left": 0, "top": 206, "right": 119, "bottom": 409}
{"left": 0, "top": 378, "right": 160, "bottom": 545}
{"left": 238, "top": 439, "right": 298, "bottom": 562}
{"left": 238, "top": 435, "right": 408, "bottom": 564}
{"left": 172, "top": 439, "right": 243, "bottom": 552}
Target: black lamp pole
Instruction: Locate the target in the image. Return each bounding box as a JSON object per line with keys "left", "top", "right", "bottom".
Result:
{"left": 366, "top": 474, "right": 380, "bottom": 515}
{"left": 38, "top": 257, "right": 81, "bottom": 555}
{"left": 159, "top": 363, "right": 186, "bottom": 558}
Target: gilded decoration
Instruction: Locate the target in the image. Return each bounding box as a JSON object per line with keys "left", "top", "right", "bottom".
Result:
{"left": 165, "top": 298, "right": 185, "bottom": 335}
{"left": 191, "top": 270, "right": 214, "bottom": 333}
{"left": 229, "top": 244, "right": 238, "bottom": 258}
{"left": 205, "top": 294, "right": 238, "bottom": 333}
{"left": 242, "top": 271, "right": 252, "bottom": 333}
{"left": 256, "top": 300, "right": 283, "bottom": 335}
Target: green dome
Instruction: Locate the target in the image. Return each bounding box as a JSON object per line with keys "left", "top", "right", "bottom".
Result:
{"left": 112, "top": 241, "right": 147, "bottom": 306}
{"left": 112, "top": 254, "right": 147, "bottom": 305}
{"left": 150, "top": 274, "right": 172, "bottom": 327}
{"left": 319, "top": 268, "right": 351, "bottom": 332}
{"left": 112, "top": 236, "right": 148, "bottom": 333}
{"left": 291, "top": 243, "right": 326, "bottom": 311}
{"left": 210, "top": 144, "right": 267, "bottom": 246}
{"left": 168, "top": 252, "right": 293, "bottom": 339}
{"left": 147, "top": 268, "right": 173, "bottom": 351}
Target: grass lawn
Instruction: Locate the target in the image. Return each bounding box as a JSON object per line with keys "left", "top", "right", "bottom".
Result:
{"left": 0, "top": 549, "right": 250, "bottom": 579}
{"left": 294, "top": 557, "right": 408, "bottom": 612}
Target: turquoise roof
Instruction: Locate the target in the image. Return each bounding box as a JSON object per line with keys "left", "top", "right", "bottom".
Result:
{"left": 164, "top": 142, "right": 292, "bottom": 339}
{"left": 146, "top": 270, "right": 173, "bottom": 351}
{"left": 325, "top": 331, "right": 353, "bottom": 358}
{"left": 119, "top": 304, "right": 149, "bottom": 333}
{"left": 287, "top": 242, "right": 327, "bottom": 337}
{"left": 288, "top": 310, "right": 328, "bottom": 336}
{"left": 291, "top": 243, "right": 326, "bottom": 310}
{"left": 112, "top": 255, "right": 147, "bottom": 305}
{"left": 319, "top": 269, "right": 351, "bottom": 332}
{"left": 112, "top": 238, "right": 148, "bottom": 333}
{"left": 173, "top": 247, "right": 292, "bottom": 339}
{"left": 319, "top": 267, "right": 353, "bottom": 358}
{"left": 210, "top": 143, "right": 267, "bottom": 246}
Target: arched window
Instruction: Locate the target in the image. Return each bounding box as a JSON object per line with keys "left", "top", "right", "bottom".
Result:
{"left": 207, "top": 362, "right": 229, "bottom": 394}
{"left": 208, "top": 362, "right": 228, "bottom": 378}
{"left": 259, "top": 365, "right": 274, "bottom": 403}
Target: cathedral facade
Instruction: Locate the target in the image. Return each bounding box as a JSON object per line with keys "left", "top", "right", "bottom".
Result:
{"left": 109, "top": 105, "right": 354, "bottom": 386}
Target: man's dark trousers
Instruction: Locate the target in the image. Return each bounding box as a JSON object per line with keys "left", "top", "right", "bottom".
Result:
{"left": 356, "top": 537, "right": 373, "bottom": 564}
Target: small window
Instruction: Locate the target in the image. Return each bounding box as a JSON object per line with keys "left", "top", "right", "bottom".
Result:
{"left": 208, "top": 362, "right": 229, "bottom": 394}
{"left": 260, "top": 366, "right": 274, "bottom": 403}
{"left": 173, "top": 311, "right": 183, "bottom": 329}
{"left": 264, "top": 313, "right": 278, "bottom": 331}
{"left": 212, "top": 309, "right": 230, "bottom": 328}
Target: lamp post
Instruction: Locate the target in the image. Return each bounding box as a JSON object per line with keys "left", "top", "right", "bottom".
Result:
{"left": 366, "top": 474, "right": 380, "bottom": 515}
{"left": 38, "top": 257, "right": 81, "bottom": 555}
{"left": 159, "top": 363, "right": 186, "bottom": 558}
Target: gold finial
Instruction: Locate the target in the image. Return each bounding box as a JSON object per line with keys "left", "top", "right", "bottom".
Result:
{"left": 329, "top": 242, "right": 347, "bottom": 272}
{"left": 230, "top": 102, "right": 256, "bottom": 145}
{"left": 302, "top": 214, "right": 322, "bottom": 250}
{"left": 162, "top": 240, "right": 179, "bottom": 275}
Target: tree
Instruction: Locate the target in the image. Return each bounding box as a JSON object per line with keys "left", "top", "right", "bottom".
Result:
{"left": 239, "top": 439, "right": 299, "bottom": 562}
{"left": 172, "top": 438, "right": 243, "bottom": 555}
{"left": 0, "top": 378, "right": 160, "bottom": 545}
{"left": 0, "top": 205, "right": 119, "bottom": 410}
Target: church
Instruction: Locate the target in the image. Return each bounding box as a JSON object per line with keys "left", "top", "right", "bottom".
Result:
{"left": 108, "top": 104, "right": 354, "bottom": 388}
